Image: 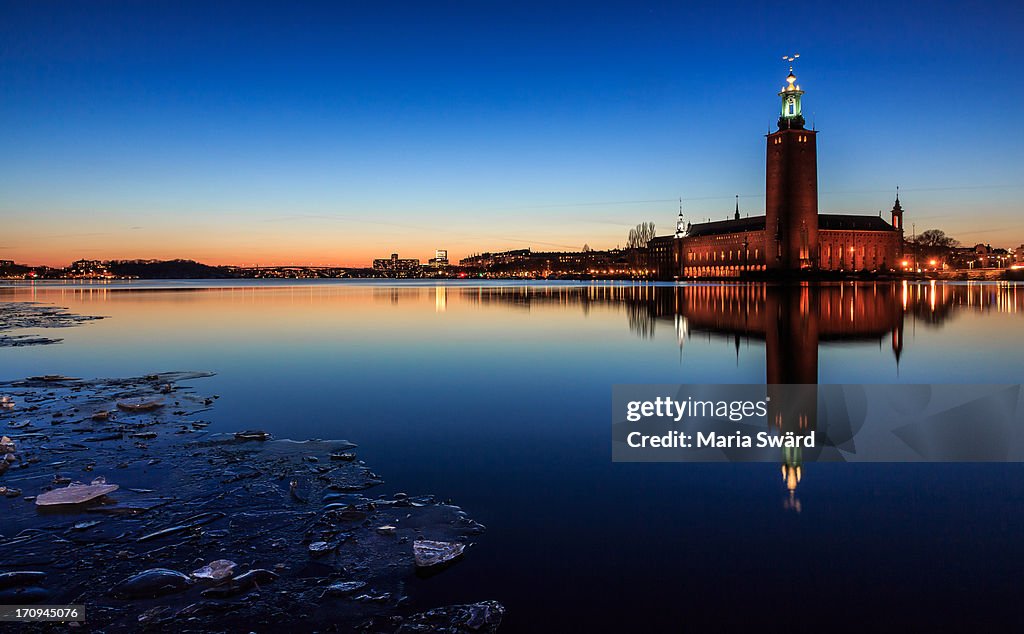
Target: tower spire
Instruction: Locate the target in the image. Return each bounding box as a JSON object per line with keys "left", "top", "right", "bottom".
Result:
{"left": 890, "top": 185, "right": 904, "bottom": 233}
{"left": 734, "top": 195, "right": 740, "bottom": 220}
{"left": 675, "top": 197, "right": 688, "bottom": 238}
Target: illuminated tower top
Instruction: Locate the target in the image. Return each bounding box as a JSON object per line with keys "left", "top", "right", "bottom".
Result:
{"left": 778, "top": 54, "right": 805, "bottom": 130}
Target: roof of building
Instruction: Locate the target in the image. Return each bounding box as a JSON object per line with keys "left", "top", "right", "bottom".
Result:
{"left": 817, "top": 214, "right": 896, "bottom": 231}
{"left": 682, "top": 213, "right": 896, "bottom": 239}
{"left": 686, "top": 216, "right": 766, "bottom": 238}
{"left": 648, "top": 235, "right": 677, "bottom": 245}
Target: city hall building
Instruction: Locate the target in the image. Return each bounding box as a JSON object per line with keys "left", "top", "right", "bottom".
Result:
{"left": 653, "top": 68, "right": 904, "bottom": 279}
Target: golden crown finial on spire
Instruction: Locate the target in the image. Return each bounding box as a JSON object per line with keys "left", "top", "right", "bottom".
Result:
{"left": 781, "top": 53, "right": 800, "bottom": 89}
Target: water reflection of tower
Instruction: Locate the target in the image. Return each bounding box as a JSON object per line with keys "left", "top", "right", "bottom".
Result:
{"left": 893, "top": 283, "right": 906, "bottom": 368}
{"left": 765, "top": 285, "right": 818, "bottom": 384}
{"left": 764, "top": 284, "right": 818, "bottom": 508}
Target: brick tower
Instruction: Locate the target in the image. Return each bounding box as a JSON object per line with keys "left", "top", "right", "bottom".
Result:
{"left": 765, "top": 67, "right": 818, "bottom": 271}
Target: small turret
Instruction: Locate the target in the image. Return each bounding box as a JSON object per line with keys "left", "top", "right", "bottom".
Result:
{"left": 891, "top": 186, "right": 904, "bottom": 232}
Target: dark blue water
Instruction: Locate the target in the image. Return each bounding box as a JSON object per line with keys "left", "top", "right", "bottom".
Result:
{"left": 2, "top": 280, "right": 1022, "bottom": 629}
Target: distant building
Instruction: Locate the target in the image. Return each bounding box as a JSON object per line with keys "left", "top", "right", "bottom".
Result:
{"left": 969, "top": 244, "right": 1011, "bottom": 269}
{"left": 0, "top": 260, "right": 14, "bottom": 267}
{"left": 372, "top": 253, "right": 420, "bottom": 276}
{"left": 428, "top": 249, "right": 449, "bottom": 267}
{"left": 459, "top": 248, "right": 633, "bottom": 276}
{"left": 459, "top": 249, "right": 531, "bottom": 268}
{"left": 648, "top": 235, "right": 679, "bottom": 280}
{"left": 975, "top": 244, "right": 994, "bottom": 268}
{"left": 948, "top": 243, "right": 999, "bottom": 270}
{"left": 68, "top": 259, "right": 112, "bottom": 278}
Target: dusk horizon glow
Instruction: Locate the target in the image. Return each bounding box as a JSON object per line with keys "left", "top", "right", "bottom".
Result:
{"left": 3, "top": 0, "right": 1023, "bottom": 268}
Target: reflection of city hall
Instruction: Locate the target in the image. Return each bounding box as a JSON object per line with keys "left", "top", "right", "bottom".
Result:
{"left": 463, "top": 282, "right": 1022, "bottom": 378}
{"left": 634, "top": 282, "right": 1010, "bottom": 497}
{"left": 650, "top": 68, "right": 904, "bottom": 279}
{"left": 473, "top": 281, "right": 1021, "bottom": 497}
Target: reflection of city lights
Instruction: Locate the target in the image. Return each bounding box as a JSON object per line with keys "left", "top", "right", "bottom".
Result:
{"left": 435, "top": 287, "right": 447, "bottom": 313}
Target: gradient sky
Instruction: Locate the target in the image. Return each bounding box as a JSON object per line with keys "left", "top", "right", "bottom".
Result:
{"left": 2, "top": 0, "right": 1022, "bottom": 267}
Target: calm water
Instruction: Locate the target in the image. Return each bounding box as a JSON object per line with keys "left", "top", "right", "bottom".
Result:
{"left": 3, "top": 280, "right": 1024, "bottom": 630}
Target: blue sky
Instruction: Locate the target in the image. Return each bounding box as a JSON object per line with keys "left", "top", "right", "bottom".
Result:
{"left": 2, "top": 0, "right": 1022, "bottom": 265}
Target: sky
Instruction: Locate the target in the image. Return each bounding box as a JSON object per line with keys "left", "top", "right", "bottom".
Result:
{"left": 2, "top": 0, "right": 1023, "bottom": 267}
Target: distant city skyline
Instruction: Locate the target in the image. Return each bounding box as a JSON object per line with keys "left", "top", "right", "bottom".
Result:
{"left": 2, "top": 1, "right": 1023, "bottom": 267}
